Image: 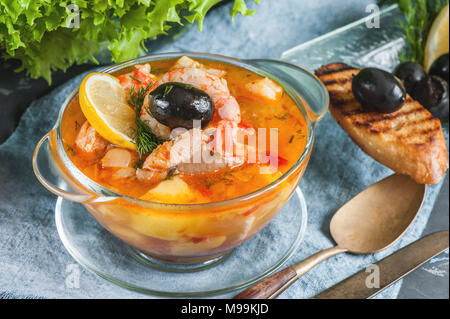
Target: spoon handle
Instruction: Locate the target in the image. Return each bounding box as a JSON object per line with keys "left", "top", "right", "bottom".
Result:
{"left": 234, "top": 246, "right": 347, "bottom": 299}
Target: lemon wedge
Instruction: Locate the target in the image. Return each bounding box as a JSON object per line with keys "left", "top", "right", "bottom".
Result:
{"left": 424, "top": 4, "right": 449, "bottom": 71}
{"left": 79, "top": 73, "right": 137, "bottom": 150}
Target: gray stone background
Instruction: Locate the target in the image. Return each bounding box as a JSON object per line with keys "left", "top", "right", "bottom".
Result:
{"left": 0, "top": 0, "right": 448, "bottom": 299}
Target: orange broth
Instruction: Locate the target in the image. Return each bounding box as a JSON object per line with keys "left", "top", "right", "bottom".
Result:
{"left": 61, "top": 59, "right": 308, "bottom": 203}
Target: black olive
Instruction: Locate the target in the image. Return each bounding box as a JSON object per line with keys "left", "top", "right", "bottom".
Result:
{"left": 352, "top": 68, "right": 406, "bottom": 113}
{"left": 149, "top": 82, "right": 214, "bottom": 129}
{"left": 414, "top": 75, "right": 449, "bottom": 119}
{"left": 394, "top": 62, "right": 427, "bottom": 96}
{"left": 429, "top": 53, "right": 449, "bottom": 84}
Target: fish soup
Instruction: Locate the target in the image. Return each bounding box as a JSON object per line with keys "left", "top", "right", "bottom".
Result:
{"left": 61, "top": 57, "right": 307, "bottom": 204}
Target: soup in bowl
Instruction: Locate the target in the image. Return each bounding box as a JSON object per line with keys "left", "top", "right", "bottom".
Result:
{"left": 33, "top": 52, "right": 328, "bottom": 264}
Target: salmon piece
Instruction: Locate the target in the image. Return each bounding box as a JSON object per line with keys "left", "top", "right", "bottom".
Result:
{"left": 75, "top": 121, "right": 109, "bottom": 157}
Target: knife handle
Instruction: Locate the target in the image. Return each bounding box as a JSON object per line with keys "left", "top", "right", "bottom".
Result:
{"left": 234, "top": 246, "right": 347, "bottom": 299}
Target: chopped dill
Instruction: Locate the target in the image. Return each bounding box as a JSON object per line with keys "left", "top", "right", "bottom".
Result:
{"left": 150, "top": 68, "right": 168, "bottom": 74}
{"left": 204, "top": 179, "right": 215, "bottom": 189}
{"left": 275, "top": 113, "right": 289, "bottom": 120}
{"left": 289, "top": 135, "right": 294, "bottom": 143}
{"left": 221, "top": 177, "right": 234, "bottom": 185}
{"left": 66, "top": 144, "right": 75, "bottom": 155}
{"left": 163, "top": 84, "right": 173, "bottom": 96}
{"left": 129, "top": 75, "right": 143, "bottom": 83}
{"left": 133, "top": 159, "right": 144, "bottom": 169}
{"left": 164, "top": 168, "right": 178, "bottom": 180}
{"left": 128, "top": 83, "right": 163, "bottom": 162}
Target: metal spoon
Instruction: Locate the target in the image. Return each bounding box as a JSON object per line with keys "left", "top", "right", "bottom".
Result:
{"left": 234, "top": 174, "right": 425, "bottom": 299}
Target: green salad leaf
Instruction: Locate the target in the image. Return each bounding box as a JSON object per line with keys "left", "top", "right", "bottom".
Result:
{"left": 379, "top": 0, "right": 449, "bottom": 65}
{"left": 0, "top": 0, "right": 259, "bottom": 83}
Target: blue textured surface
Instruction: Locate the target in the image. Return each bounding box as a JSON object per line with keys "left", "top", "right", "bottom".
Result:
{"left": 0, "top": 0, "right": 447, "bottom": 299}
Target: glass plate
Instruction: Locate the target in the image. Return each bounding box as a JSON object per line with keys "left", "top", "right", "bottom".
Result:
{"left": 55, "top": 188, "right": 307, "bottom": 297}
{"left": 281, "top": 4, "right": 405, "bottom": 71}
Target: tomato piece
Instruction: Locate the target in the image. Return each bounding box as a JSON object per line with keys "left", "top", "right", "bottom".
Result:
{"left": 198, "top": 185, "right": 213, "bottom": 197}
{"left": 277, "top": 155, "right": 288, "bottom": 166}
{"left": 239, "top": 121, "right": 252, "bottom": 129}
{"left": 117, "top": 75, "right": 128, "bottom": 85}
{"left": 263, "top": 151, "right": 288, "bottom": 166}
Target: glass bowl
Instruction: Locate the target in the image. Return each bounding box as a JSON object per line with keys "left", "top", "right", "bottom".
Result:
{"left": 54, "top": 188, "right": 307, "bottom": 296}
{"left": 32, "top": 52, "right": 328, "bottom": 267}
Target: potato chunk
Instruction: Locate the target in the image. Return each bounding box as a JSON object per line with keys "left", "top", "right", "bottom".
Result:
{"left": 140, "top": 176, "right": 199, "bottom": 204}
{"left": 245, "top": 77, "right": 282, "bottom": 101}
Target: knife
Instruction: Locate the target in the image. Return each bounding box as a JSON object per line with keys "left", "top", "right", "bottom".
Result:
{"left": 314, "top": 230, "right": 449, "bottom": 299}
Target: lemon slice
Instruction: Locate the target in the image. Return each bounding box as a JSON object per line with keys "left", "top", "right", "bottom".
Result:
{"left": 79, "top": 73, "right": 137, "bottom": 150}
{"left": 424, "top": 4, "right": 449, "bottom": 71}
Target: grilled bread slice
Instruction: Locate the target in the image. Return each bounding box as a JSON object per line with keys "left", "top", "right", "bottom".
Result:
{"left": 316, "top": 63, "right": 448, "bottom": 185}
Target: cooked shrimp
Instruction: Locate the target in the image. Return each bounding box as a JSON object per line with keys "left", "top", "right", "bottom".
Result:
{"left": 117, "top": 64, "right": 157, "bottom": 93}
{"left": 75, "top": 121, "right": 109, "bottom": 156}
{"left": 117, "top": 63, "right": 172, "bottom": 140}
{"left": 172, "top": 56, "right": 227, "bottom": 78}
{"left": 136, "top": 60, "right": 257, "bottom": 183}
{"left": 138, "top": 62, "right": 237, "bottom": 142}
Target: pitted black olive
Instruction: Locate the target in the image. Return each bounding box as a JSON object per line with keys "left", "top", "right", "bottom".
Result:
{"left": 429, "top": 53, "right": 449, "bottom": 84}
{"left": 352, "top": 68, "right": 406, "bottom": 113}
{"left": 149, "top": 82, "right": 214, "bottom": 129}
{"left": 394, "top": 62, "right": 427, "bottom": 96}
{"left": 414, "top": 75, "right": 449, "bottom": 119}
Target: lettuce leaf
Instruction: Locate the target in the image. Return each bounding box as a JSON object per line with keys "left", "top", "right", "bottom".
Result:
{"left": 0, "top": 0, "right": 260, "bottom": 83}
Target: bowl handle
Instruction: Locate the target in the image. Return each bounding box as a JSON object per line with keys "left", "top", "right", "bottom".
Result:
{"left": 33, "top": 130, "right": 118, "bottom": 204}
{"left": 244, "top": 59, "right": 329, "bottom": 124}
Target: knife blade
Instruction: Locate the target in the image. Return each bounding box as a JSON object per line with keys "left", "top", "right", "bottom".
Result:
{"left": 314, "top": 230, "right": 449, "bottom": 299}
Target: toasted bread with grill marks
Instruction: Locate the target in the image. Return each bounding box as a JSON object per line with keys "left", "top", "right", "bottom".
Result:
{"left": 316, "top": 63, "right": 448, "bottom": 185}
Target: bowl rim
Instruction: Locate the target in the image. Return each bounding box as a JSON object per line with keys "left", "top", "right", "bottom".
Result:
{"left": 53, "top": 51, "right": 319, "bottom": 209}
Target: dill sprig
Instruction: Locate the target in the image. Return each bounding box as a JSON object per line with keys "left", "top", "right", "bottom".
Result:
{"left": 129, "top": 75, "right": 143, "bottom": 83}
{"left": 163, "top": 84, "right": 173, "bottom": 96}
{"left": 128, "top": 84, "right": 162, "bottom": 160}
{"left": 379, "top": 0, "right": 449, "bottom": 65}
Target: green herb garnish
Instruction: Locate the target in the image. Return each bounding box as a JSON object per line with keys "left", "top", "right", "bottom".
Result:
{"left": 150, "top": 68, "right": 168, "bottom": 74}
{"left": 289, "top": 135, "right": 294, "bottom": 143}
{"left": 379, "top": 0, "right": 449, "bottom": 65}
{"left": 128, "top": 83, "right": 162, "bottom": 161}
{"left": 164, "top": 168, "right": 178, "bottom": 180}
{"left": 204, "top": 180, "right": 215, "bottom": 189}
{"left": 221, "top": 177, "right": 234, "bottom": 185}
{"left": 129, "top": 75, "right": 143, "bottom": 84}
{"left": 275, "top": 113, "right": 289, "bottom": 120}
{"left": 65, "top": 144, "right": 75, "bottom": 155}
{"left": 163, "top": 84, "right": 173, "bottom": 96}
{"left": 133, "top": 160, "right": 143, "bottom": 169}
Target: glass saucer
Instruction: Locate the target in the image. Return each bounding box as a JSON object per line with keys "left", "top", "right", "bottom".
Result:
{"left": 55, "top": 188, "right": 307, "bottom": 297}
